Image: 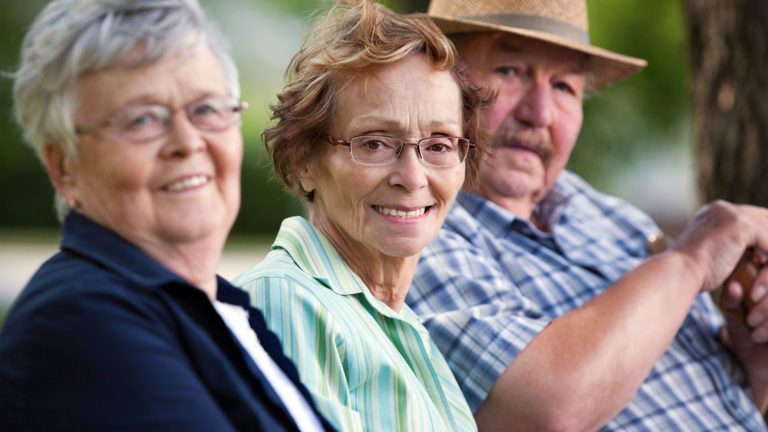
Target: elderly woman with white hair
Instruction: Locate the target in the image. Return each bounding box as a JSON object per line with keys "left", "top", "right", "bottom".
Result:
{"left": 0, "top": 1, "right": 333, "bottom": 431}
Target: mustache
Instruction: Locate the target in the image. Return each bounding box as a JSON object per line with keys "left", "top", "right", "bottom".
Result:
{"left": 492, "top": 128, "right": 555, "bottom": 165}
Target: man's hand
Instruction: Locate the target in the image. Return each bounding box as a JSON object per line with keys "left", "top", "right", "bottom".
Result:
{"left": 720, "top": 256, "right": 768, "bottom": 411}
{"left": 672, "top": 201, "right": 768, "bottom": 292}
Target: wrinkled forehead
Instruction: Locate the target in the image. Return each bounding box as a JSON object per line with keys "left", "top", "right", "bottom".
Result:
{"left": 331, "top": 54, "right": 463, "bottom": 130}
{"left": 457, "top": 31, "right": 589, "bottom": 75}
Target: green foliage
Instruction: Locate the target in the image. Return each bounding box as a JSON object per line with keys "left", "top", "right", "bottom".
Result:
{"left": 574, "top": 0, "right": 691, "bottom": 189}
{"left": 234, "top": 145, "right": 304, "bottom": 234}
{"left": 0, "top": 0, "right": 59, "bottom": 228}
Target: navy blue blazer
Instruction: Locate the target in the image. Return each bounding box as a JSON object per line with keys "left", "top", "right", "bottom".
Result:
{"left": 0, "top": 212, "right": 335, "bottom": 431}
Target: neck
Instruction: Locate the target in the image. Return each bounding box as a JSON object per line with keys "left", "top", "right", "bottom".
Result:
{"left": 474, "top": 188, "right": 537, "bottom": 218}
{"left": 137, "top": 235, "right": 224, "bottom": 302}
{"left": 310, "top": 212, "right": 417, "bottom": 313}
{"left": 469, "top": 184, "right": 551, "bottom": 232}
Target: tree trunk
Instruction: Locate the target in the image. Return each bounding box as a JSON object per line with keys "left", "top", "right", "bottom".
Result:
{"left": 684, "top": 0, "right": 768, "bottom": 205}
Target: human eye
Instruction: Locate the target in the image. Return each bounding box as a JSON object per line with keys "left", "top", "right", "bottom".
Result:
{"left": 422, "top": 137, "right": 456, "bottom": 153}
{"left": 121, "top": 106, "right": 165, "bottom": 131}
{"left": 190, "top": 97, "right": 226, "bottom": 118}
{"left": 554, "top": 81, "right": 575, "bottom": 95}
{"left": 356, "top": 136, "right": 397, "bottom": 152}
{"left": 553, "top": 72, "right": 586, "bottom": 99}
{"left": 363, "top": 138, "right": 383, "bottom": 150}
{"left": 420, "top": 137, "right": 462, "bottom": 166}
{"left": 494, "top": 65, "right": 519, "bottom": 77}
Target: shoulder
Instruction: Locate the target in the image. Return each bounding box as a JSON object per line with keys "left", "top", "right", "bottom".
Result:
{"left": 235, "top": 248, "right": 317, "bottom": 288}
{"left": 425, "top": 198, "right": 485, "bottom": 254}
{"left": 440, "top": 194, "right": 487, "bottom": 240}
{"left": 235, "top": 250, "right": 349, "bottom": 341}
{"left": 0, "top": 247, "right": 195, "bottom": 385}
{"left": 5, "top": 250, "right": 164, "bottom": 330}
{"left": 419, "top": 197, "right": 502, "bottom": 275}
{"left": 558, "top": 170, "right": 659, "bottom": 234}
{"left": 0, "top": 252, "right": 207, "bottom": 429}
{"left": 235, "top": 249, "right": 334, "bottom": 314}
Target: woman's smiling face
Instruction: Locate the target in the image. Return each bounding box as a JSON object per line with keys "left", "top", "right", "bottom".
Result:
{"left": 301, "top": 53, "right": 466, "bottom": 259}
{"left": 58, "top": 45, "right": 242, "bottom": 254}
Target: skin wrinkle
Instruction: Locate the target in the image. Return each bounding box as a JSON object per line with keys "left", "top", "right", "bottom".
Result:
{"left": 302, "top": 53, "right": 466, "bottom": 313}
{"left": 48, "top": 46, "right": 242, "bottom": 299}
{"left": 459, "top": 33, "right": 585, "bottom": 227}
{"left": 440, "top": 29, "right": 768, "bottom": 432}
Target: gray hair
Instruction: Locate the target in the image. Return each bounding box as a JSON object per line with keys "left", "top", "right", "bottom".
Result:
{"left": 13, "top": 0, "right": 239, "bottom": 219}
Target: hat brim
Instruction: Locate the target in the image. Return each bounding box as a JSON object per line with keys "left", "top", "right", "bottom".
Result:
{"left": 429, "top": 15, "right": 647, "bottom": 90}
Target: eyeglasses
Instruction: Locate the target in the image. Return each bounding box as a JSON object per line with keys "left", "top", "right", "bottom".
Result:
{"left": 74, "top": 96, "right": 248, "bottom": 143}
{"left": 327, "top": 134, "right": 474, "bottom": 167}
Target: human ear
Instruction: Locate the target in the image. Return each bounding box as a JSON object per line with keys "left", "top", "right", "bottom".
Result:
{"left": 297, "top": 161, "right": 317, "bottom": 195}
{"left": 43, "top": 143, "right": 80, "bottom": 207}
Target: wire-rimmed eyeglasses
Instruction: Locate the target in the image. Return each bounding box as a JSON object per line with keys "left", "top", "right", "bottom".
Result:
{"left": 74, "top": 96, "right": 248, "bottom": 143}
{"left": 327, "top": 134, "right": 474, "bottom": 167}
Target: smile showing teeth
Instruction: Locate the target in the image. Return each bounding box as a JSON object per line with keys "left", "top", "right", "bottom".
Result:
{"left": 165, "top": 175, "right": 209, "bottom": 192}
{"left": 375, "top": 206, "right": 427, "bottom": 219}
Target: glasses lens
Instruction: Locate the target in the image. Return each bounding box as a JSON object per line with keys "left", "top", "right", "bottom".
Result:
{"left": 349, "top": 136, "right": 401, "bottom": 165}
{"left": 419, "top": 137, "right": 466, "bottom": 166}
{"left": 114, "top": 106, "right": 169, "bottom": 142}
{"left": 188, "top": 97, "right": 241, "bottom": 131}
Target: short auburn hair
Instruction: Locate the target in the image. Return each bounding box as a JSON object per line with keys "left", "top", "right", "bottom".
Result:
{"left": 264, "top": 0, "right": 492, "bottom": 201}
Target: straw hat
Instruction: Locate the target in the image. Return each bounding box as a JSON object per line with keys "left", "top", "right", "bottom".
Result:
{"left": 427, "top": 0, "right": 647, "bottom": 89}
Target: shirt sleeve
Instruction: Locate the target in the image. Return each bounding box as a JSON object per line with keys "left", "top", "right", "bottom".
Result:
{"left": 241, "top": 275, "right": 364, "bottom": 432}
{"left": 408, "top": 227, "right": 551, "bottom": 412}
{"left": 0, "top": 281, "right": 236, "bottom": 431}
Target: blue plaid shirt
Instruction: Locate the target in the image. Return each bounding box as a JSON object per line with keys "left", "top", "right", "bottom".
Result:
{"left": 408, "top": 170, "right": 767, "bottom": 431}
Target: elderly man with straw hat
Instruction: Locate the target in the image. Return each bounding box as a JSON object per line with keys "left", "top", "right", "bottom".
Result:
{"left": 408, "top": 0, "right": 768, "bottom": 430}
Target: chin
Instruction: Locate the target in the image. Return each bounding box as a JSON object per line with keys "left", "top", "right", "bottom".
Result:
{"left": 377, "top": 237, "right": 430, "bottom": 259}
{"left": 499, "top": 172, "right": 545, "bottom": 197}
{"left": 162, "top": 213, "right": 230, "bottom": 243}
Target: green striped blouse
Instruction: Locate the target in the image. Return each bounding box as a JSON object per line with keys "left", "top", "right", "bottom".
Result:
{"left": 234, "top": 217, "right": 476, "bottom": 432}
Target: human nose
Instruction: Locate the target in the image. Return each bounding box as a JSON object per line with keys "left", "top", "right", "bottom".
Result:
{"left": 389, "top": 143, "right": 428, "bottom": 190}
{"left": 161, "top": 110, "right": 205, "bottom": 157}
{"left": 514, "top": 80, "right": 554, "bottom": 128}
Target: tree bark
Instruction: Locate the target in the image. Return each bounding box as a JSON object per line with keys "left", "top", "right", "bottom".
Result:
{"left": 684, "top": 0, "right": 768, "bottom": 205}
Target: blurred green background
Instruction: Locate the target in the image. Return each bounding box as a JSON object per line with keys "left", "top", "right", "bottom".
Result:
{"left": 0, "top": 0, "right": 694, "bottom": 316}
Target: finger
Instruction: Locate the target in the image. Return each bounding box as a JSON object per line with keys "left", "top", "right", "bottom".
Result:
{"left": 721, "top": 280, "right": 744, "bottom": 311}
{"left": 751, "top": 322, "right": 768, "bottom": 344}
{"left": 749, "top": 266, "right": 768, "bottom": 305}
{"left": 747, "top": 295, "right": 768, "bottom": 328}
{"left": 756, "top": 249, "right": 768, "bottom": 266}
{"left": 739, "top": 205, "right": 768, "bottom": 254}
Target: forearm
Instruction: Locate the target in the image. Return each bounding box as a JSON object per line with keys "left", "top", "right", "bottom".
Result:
{"left": 476, "top": 251, "right": 704, "bottom": 431}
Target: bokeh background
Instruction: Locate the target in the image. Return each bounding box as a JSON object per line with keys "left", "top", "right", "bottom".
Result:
{"left": 0, "top": 0, "right": 695, "bottom": 310}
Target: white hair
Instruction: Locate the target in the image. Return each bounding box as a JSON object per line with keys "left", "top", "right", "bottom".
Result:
{"left": 13, "top": 0, "right": 240, "bottom": 219}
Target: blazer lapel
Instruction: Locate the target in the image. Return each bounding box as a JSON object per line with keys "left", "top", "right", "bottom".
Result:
{"left": 164, "top": 283, "right": 300, "bottom": 430}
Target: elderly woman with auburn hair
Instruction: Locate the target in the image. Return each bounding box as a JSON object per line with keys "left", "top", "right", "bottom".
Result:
{"left": 234, "top": 1, "right": 490, "bottom": 431}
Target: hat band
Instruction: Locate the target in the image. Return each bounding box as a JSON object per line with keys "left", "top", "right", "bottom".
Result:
{"left": 461, "top": 13, "right": 590, "bottom": 44}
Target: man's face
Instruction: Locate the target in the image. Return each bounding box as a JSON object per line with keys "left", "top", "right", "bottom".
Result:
{"left": 457, "top": 33, "right": 587, "bottom": 215}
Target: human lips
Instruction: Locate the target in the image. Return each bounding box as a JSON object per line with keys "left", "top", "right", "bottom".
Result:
{"left": 373, "top": 205, "right": 429, "bottom": 219}
{"left": 163, "top": 174, "right": 211, "bottom": 192}
{"left": 504, "top": 141, "right": 542, "bottom": 156}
